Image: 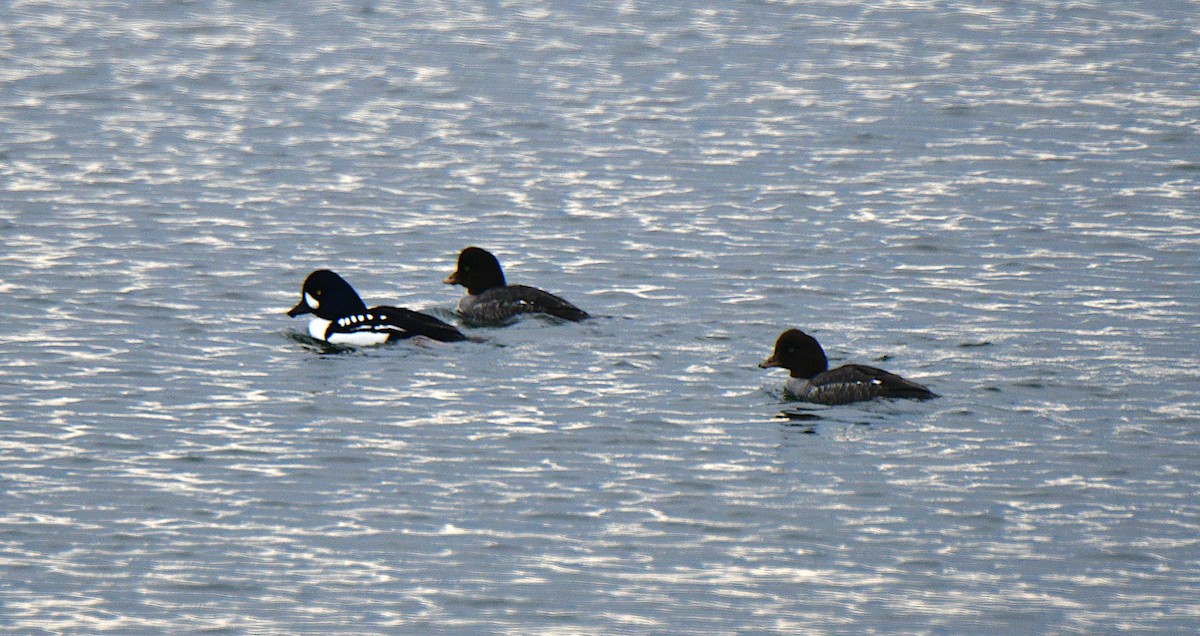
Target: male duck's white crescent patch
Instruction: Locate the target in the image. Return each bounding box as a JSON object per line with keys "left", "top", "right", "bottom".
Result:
{"left": 305, "top": 292, "right": 319, "bottom": 310}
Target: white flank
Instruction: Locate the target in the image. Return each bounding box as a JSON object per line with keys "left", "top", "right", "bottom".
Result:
{"left": 327, "top": 330, "right": 390, "bottom": 346}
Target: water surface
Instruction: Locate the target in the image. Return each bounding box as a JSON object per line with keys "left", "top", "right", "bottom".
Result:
{"left": 2, "top": 1, "right": 1198, "bottom": 633}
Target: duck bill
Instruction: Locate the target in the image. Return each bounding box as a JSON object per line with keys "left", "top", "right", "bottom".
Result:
{"left": 442, "top": 271, "right": 460, "bottom": 285}
{"left": 286, "top": 300, "right": 312, "bottom": 317}
{"left": 758, "top": 355, "right": 781, "bottom": 369}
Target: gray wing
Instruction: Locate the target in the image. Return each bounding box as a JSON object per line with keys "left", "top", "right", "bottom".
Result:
{"left": 830, "top": 365, "right": 935, "bottom": 400}
{"left": 466, "top": 285, "right": 588, "bottom": 324}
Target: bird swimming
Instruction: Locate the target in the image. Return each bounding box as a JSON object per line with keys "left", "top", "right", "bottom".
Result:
{"left": 443, "top": 246, "right": 589, "bottom": 324}
{"left": 759, "top": 329, "right": 936, "bottom": 404}
{"left": 288, "top": 269, "right": 466, "bottom": 345}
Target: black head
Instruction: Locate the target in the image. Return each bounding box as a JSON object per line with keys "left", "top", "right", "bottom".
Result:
{"left": 287, "top": 269, "right": 369, "bottom": 320}
{"left": 758, "top": 329, "right": 830, "bottom": 379}
{"left": 443, "top": 246, "right": 506, "bottom": 295}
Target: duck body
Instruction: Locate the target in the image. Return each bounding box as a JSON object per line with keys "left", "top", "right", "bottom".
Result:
{"left": 778, "top": 365, "right": 936, "bottom": 405}
{"left": 288, "top": 269, "right": 466, "bottom": 345}
{"left": 760, "top": 329, "right": 936, "bottom": 405}
{"left": 444, "top": 247, "right": 588, "bottom": 324}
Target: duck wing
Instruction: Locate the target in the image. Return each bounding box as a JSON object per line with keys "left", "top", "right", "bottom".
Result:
{"left": 325, "top": 306, "right": 466, "bottom": 343}
{"left": 470, "top": 285, "right": 589, "bottom": 323}
{"left": 819, "top": 364, "right": 936, "bottom": 401}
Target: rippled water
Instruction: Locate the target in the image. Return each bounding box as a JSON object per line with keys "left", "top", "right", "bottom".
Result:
{"left": 2, "top": 0, "right": 1198, "bottom": 633}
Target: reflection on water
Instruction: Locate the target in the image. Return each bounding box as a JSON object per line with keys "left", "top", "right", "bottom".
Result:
{"left": 2, "top": 0, "right": 1198, "bottom": 633}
